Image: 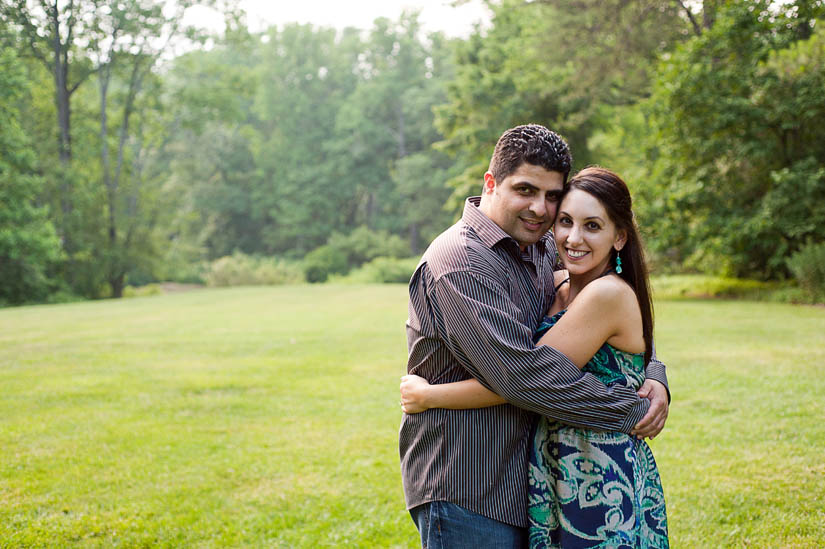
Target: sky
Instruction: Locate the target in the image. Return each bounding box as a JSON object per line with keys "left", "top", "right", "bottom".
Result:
{"left": 185, "top": 0, "right": 492, "bottom": 37}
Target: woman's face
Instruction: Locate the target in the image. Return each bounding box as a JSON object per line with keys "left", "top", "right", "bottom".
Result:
{"left": 554, "top": 189, "right": 626, "bottom": 279}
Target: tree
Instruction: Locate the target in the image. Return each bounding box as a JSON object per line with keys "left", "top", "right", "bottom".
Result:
{"left": 639, "top": 0, "right": 825, "bottom": 278}
{"left": 0, "top": 44, "right": 62, "bottom": 304}
{"left": 434, "top": 0, "right": 690, "bottom": 209}
{"left": 89, "top": 0, "right": 199, "bottom": 297}
{"left": 158, "top": 22, "right": 261, "bottom": 266}
{"left": 250, "top": 23, "right": 363, "bottom": 255}
{"left": 1, "top": 0, "right": 209, "bottom": 297}
{"left": 0, "top": 0, "right": 97, "bottom": 246}
{"left": 164, "top": 13, "right": 458, "bottom": 261}
{"left": 330, "top": 13, "right": 457, "bottom": 250}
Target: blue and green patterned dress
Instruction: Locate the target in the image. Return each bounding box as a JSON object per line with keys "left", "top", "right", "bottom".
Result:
{"left": 528, "top": 310, "right": 669, "bottom": 548}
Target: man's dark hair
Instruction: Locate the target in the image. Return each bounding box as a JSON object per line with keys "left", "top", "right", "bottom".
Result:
{"left": 489, "top": 124, "right": 572, "bottom": 182}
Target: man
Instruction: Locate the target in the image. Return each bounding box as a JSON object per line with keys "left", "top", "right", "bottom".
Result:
{"left": 400, "top": 124, "right": 669, "bottom": 547}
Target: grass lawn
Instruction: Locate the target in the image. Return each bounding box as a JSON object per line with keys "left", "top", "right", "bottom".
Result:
{"left": 1, "top": 285, "right": 824, "bottom": 547}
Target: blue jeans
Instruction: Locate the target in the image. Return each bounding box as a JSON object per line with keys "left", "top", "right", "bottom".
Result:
{"left": 409, "top": 501, "right": 527, "bottom": 549}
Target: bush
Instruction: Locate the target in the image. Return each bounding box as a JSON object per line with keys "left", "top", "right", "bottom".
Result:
{"left": 326, "top": 226, "right": 409, "bottom": 267}
{"left": 205, "top": 252, "right": 304, "bottom": 287}
{"left": 123, "top": 284, "right": 164, "bottom": 298}
{"left": 651, "top": 275, "right": 778, "bottom": 300}
{"left": 333, "top": 257, "right": 419, "bottom": 284}
{"left": 765, "top": 286, "right": 813, "bottom": 305}
{"left": 303, "top": 246, "right": 349, "bottom": 283}
{"left": 303, "top": 227, "right": 411, "bottom": 283}
{"left": 43, "top": 289, "right": 85, "bottom": 305}
{"left": 786, "top": 242, "right": 825, "bottom": 303}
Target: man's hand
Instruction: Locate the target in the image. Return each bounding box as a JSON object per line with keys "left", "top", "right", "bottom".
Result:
{"left": 631, "top": 379, "right": 669, "bottom": 439}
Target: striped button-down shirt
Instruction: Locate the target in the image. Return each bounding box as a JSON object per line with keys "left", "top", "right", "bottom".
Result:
{"left": 400, "top": 197, "right": 669, "bottom": 528}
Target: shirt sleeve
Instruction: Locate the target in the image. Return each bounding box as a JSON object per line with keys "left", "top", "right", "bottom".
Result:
{"left": 645, "top": 342, "right": 671, "bottom": 403}
{"left": 433, "top": 269, "right": 649, "bottom": 433}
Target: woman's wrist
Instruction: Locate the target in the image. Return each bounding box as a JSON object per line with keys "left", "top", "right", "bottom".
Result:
{"left": 425, "top": 384, "right": 446, "bottom": 409}
{"left": 416, "top": 384, "right": 433, "bottom": 409}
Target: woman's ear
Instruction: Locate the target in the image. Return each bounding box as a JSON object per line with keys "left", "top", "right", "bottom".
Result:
{"left": 614, "top": 229, "right": 628, "bottom": 252}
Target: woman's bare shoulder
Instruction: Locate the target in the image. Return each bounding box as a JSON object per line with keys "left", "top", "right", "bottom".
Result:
{"left": 576, "top": 274, "right": 636, "bottom": 311}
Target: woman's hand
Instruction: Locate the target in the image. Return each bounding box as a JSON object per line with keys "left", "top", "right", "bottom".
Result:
{"left": 400, "top": 374, "right": 432, "bottom": 414}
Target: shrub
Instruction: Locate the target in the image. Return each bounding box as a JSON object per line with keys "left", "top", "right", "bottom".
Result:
{"left": 303, "top": 227, "right": 411, "bottom": 283}
{"left": 123, "top": 284, "right": 163, "bottom": 298}
{"left": 651, "top": 275, "right": 778, "bottom": 300}
{"left": 303, "top": 246, "right": 349, "bottom": 283}
{"left": 333, "top": 257, "right": 419, "bottom": 284}
{"left": 326, "top": 226, "right": 409, "bottom": 267}
{"left": 44, "top": 289, "right": 85, "bottom": 305}
{"left": 786, "top": 242, "right": 825, "bottom": 303}
{"left": 766, "top": 286, "right": 812, "bottom": 305}
{"left": 205, "top": 252, "right": 304, "bottom": 287}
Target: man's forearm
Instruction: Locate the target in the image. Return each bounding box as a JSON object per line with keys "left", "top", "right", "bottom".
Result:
{"left": 438, "top": 272, "right": 649, "bottom": 433}
{"left": 645, "top": 343, "right": 671, "bottom": 403}
{"left": 466, "top": 342, "right": 650, "bottom": 433}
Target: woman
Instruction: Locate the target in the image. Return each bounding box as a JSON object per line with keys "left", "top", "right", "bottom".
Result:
{"left": 400, "top": 167, "right": 669, "bottom": 548}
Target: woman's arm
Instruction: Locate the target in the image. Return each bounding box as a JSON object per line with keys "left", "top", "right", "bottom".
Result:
{"left": 536, "top": 277, "right": 632, "bottom": 368}
{"left": 400, "top": 374, "right": 506, "bottom": 414}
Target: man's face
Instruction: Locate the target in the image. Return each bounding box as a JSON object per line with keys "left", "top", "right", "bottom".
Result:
{"left": 480, "top": 163, "right": 565, "bottom": 250}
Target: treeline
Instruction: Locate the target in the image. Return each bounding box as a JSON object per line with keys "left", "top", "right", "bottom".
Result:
{"left": 2, "top": 0, "right": 824, "bottom": 305}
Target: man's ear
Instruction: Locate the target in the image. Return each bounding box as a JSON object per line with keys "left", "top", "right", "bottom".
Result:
{"left": 614, "top": 229, "right": 628, "bottom": 252}
{"left": 483, "top": 171, "right": 496, "bottom": 195}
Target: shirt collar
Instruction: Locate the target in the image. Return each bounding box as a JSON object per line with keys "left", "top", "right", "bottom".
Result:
{"left": 463, "top": 196, "right": 551, "bottom": 253}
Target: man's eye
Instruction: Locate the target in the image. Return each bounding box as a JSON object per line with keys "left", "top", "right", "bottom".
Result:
{"left": 517, "top": 187, "right": 532, "bottom": 194}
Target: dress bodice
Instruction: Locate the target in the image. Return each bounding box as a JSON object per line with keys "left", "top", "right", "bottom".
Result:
{"left": 534, "top": 310, "right": 645, "bottom": 390}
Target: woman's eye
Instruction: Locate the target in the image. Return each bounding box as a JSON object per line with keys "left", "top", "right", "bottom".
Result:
{"left": 587, "top": 222, "right": 600, "bottom": 230}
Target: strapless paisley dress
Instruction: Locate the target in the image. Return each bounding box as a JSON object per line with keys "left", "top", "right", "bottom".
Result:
{"left": 527, "top": 310, "right": 669, "bottom": 548}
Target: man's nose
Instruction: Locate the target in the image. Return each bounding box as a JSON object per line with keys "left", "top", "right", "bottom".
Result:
{"left": 529, "top": 196, "right": 547, "bottom": 218}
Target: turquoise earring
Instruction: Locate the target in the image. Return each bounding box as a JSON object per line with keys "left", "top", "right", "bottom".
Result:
{"left": 615, "top": 253, "right": 623, "bottom": 274}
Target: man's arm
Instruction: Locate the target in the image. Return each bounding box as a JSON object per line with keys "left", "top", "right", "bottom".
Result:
{"left": 645, "top": 341, "right": 670, "bottom": 402}
{"left": 433, "top": 269, "right": 649, "bottom": 433}
{"left": 633, "top": 343, "right": 671, "bottom": 438}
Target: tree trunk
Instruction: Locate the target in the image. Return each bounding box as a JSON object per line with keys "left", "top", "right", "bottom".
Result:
{"left": 98, "top": 60, "right": 121, "bottom": 298}
{"left": 702, "top": 0, "right": 717, "bottom": 31}
{"left": 100, "top": 66, "right": 115, "bottom": 242}
{"left": 50, "top": 3, "right": 72, "bottom": 165}
{"left": 50, "top": 4, "right": 73, "bottom": 247}
{"left": 110, "top": 272, "right": 125, "bottom": 298}
{"left": 102, "top": 52, "right": 148, "bottom": 299}
{"left": 409, "top": 222, "right": 419, "bottom": 255}
{"left": 365, "top": 192, "right": 375, "bottom": 228}
{"left": 397, "top": 105, "right": 407, "bottom": 158}
{"left": 675, "top": 0, "right": 703, "bottom": 37}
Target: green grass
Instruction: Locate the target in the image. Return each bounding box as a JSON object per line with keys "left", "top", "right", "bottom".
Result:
{"left": 1, "top": 285, "right": 824, "bottom": 547}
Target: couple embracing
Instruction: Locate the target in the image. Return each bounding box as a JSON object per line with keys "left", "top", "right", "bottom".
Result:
{"left": 399, "top": 124, "right": 670, "bottom": 548}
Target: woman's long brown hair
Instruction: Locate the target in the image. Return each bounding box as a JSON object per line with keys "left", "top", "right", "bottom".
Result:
{"left": 564, "top": 167, "right": 654, "bottom": 365}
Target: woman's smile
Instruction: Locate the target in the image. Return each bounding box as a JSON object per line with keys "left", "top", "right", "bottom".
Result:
{"left": 565, "top": 248, "right": 589, "bottom": 260}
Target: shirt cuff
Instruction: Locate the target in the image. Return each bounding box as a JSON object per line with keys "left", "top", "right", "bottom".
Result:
{"left": 620, "top": 397, "right": 650, "bottom": 433}
{"left": 645, "top": 360, "right": 671, "bottom": 403}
